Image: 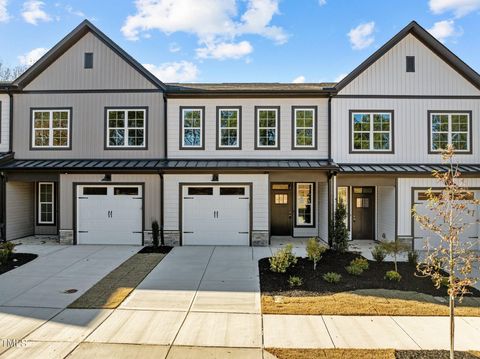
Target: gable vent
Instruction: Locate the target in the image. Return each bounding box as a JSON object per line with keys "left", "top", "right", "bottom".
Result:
{"left": 406, "top": 56, "right": 415, "bottom": 72}
{"left": 84, "top": 52, "right": 93, "bottom": 69}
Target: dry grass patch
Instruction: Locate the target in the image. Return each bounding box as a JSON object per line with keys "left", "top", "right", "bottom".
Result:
{"left": 262, "top": 290, "right": 480, "bottom": 316}
{"left": 69, "top": 252, "right": 166, "bottom": 309}
{"left": 267, "top": 348, "right": 395, "bottom": 359}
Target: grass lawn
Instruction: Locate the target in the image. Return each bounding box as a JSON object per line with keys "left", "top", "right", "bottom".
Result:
{"left": 260, "top": 250, "right": 480, "bottom": 316}
{"left": 69, "top": 249, "right": 170, "bottom": 309}
{"left": 267, "top": 349, "right": 480, "bottom": 359}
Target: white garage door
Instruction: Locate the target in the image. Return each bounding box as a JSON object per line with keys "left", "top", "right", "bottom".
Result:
{"left": 182, "top": 185, "right": 250, "bottom": 245}
{"left": 413, "top": 189, "right": 479, "bottom": 251}
{"left": 77, "top": 185, "right": 143, "bottom": 245}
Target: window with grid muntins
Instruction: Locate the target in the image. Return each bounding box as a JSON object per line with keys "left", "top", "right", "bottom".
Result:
{"left": 38, "top": 182, "right": 54, "bottom": 224}
{"left": 32, "top": 110, "right": 70, "bottom": 148}
{"left": 219, "top": 109, "right": 239, "bottom": 148}
{"left": 430, "top": 113, "right": 470, "bottom": 152}
{"left": 294, "top": 109, "right": 315, "bottom": 148}
{"left": 352, "top": 112, "right": 392, "bottom": 151}
{"left": 257, "top": 109, "right": 278, "bottom": 148}
{"left": 182, "top": 109, "right": 203, "bottom": 147}
{"left": 107, "top": 109, "right": 146, "bottom": 148}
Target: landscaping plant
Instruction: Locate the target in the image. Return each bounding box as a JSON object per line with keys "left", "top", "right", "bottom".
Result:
{"left": 412, "top": 146, "right": 480, "bottom": 359}
{"left": 385, "top": 270, "right": 402, "bottom": 282}
{"left": 345, "top": 258, "right": 369, "bottom": 276}
{"left": 0, "top": 242, "right": 15, "bottom": 261}
{"left": 345, "top": 264, "right": 363, "bottom": 276}
{"left": 288, "top": 275, "right": 303, "bottom": 288}
{"left": 408, "top": 250, "right": 419, "bottom": 266}
{"left": 323, "top": 272, "right": 342, "bottom": 284}
{"left": 306, "top": 237, "right": 326, "bottom": 270}
{"left": 0, "top": 249, "right": 8, "bottom": 266}
{"left": 269, "top": 244, "right": 298, "bottom": 273}
{"left": 151, "top": 220, "right": 160, "bottom": 247}
{"left": 378, "top": 235, "right": 410, "bottom": 273}
{"left": 371, "top": 245, "right": 387, "bottom": 262}
{"left": 329, "top": 201, "right": 349, "bottom": 253}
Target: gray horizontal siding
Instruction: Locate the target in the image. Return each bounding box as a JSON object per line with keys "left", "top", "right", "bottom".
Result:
{"left": 13, "top": 92, "right": 164, "bottom": 159}
{"left": 6, "top": 182, "right": 34, "bottom": 240}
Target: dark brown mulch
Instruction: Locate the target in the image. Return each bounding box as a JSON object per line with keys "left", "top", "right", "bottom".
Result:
{"left": 259, "top": 250, "right": 480, "bottom": 298}
{"left": 138, "top": 246, "right": 173, "bottom": 254}
{"left": 396, "top": 350, "right": 479, "bottom": 359}
{"left": 0, "top": 253, "right": 38, "bottom": 275}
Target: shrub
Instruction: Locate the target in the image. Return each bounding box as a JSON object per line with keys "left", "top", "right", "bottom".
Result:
{"left": 371, "top": 245, "right": 387, "bottom": 262}
{"left": 385, "top": 270, "right": 402, "bottom": 282}
{"left": 0, "top": 242, "right": 15, "bottom": 260}
{"left": 379, "top": 238, "right": 410, "bottom": 272}
{"left": 306, "top": 237, "right": 326, "bottom": 270}
{"left": 288, "top": 275, "right": 303, "bottom": 288}
{"left": 323, "top": 272, "right": 342, "bottom": 284}
{"left": 345, "top": 264, "right": 363, "bottom": 276}
{"left": 408, "top": 250, "right": 419, "bottom": 265}
{"left": 350, "top": 257, "right": 369, "bottom": 271}
{"left": 269, "top": 244, "right": 298, "bottom": 273}
{"left": 0, "top": 249, "right": 8, "bottom": 266}
{"left": 151, "top": 220, "right": 160, "bottom": 247}
{"left": 329, "top": 201, "right": 349, "bottom": 253}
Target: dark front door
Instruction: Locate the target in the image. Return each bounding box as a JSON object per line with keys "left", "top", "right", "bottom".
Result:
{"left": 271, "top": 183, "right": 293, "bottom": 236}
{"left": 352, "top": 187, "right": 375, "bottom": 240}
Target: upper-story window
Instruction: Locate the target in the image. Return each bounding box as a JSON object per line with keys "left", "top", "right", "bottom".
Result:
{"left": 293, "top": 107, "right": 316, "bottom": 149}
{"left": 181, "top": 107, "right": 204, "bottom": 149}
{"left": 32, "top": 109, "right": 71, "bottom": 149}
{"left": 106, "top": 108, "right": 147, "bottom": 149}
{"left": 255, "top": 107, "right": 280, "bottom": 149}
{"left": 217, "top": 107, "right": 241, "bottom": 149}
{"left": 350, "top": 111, "right": 393, "bottom": 153}
{"left": 429, "top": 111, "right": 471, "bottom": 153}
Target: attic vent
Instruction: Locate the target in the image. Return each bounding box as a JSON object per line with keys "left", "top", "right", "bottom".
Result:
{"left": 406, "top": 56, "right": 415, "bottom": 72}
{"left": 84, "top": 52, "right": 93, "bottom": 69}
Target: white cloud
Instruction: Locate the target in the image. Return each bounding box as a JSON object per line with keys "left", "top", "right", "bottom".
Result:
{"left": 22, "top": 0, "right": 51, "bottom": 25}
{"left": 428, "top": 20, "right": 462, "bottom": 42}
{"left": 169, "top": 42, "right": 181, "bottom": 53}
{"left": 334, "top": 73, "right": 347, "bottom": 82}
{"left": 292, "top": 75, "right": 306, "bottom": 83}
{"left": 122, "top": 0, "right": 287, "bottom": 60}
{"left": 348, "top": 21, "right": 375, "bottom": 50}
{"left": 143, "top": 61, "right": 199, "bottom": 82}
{"left": 196, "top": 40, "right": 253, "bottom": 60}
{"left": 429, "top": 0, "right": 480, "bottom": 18}
{"left": 18, "top": 47, "right": 48, "bottom": 66}
{"left": 0, "top": 0, "right": 10, "bottom": 22}
{"left": 64, "top": 4, "right": 85, "bottom": 17}
{"left": 318, "top": 0, "right": 327, "bottom": 5}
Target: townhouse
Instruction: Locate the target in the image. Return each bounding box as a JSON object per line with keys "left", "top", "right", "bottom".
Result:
{"left": 0, "top": 20, "right": 478, "bottom": 250}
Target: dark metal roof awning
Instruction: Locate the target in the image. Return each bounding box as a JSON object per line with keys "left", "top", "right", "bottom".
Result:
{"left": 0, "top": 158, "right": 336, "bottom": 171}
{"left": 338, "top": 163, "right": 480, "bottom": 174}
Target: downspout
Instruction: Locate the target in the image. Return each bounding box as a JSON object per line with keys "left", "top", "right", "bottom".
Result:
{"left": 8, "top": 89, "right": 13, "bottom": 153}
{"left": 163, "top": 93, "right": 168, "bottom": 159}
{"left": 327, "top": 94, "right": 332, "bottom": 164}
{"left": 159, "top": 172, "right": 165, "bottom": 246}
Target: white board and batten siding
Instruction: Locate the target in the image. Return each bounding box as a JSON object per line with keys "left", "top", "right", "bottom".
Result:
{"left": 377, "top": 186, "right": 396, "bottom": 241}
{"left": 163, "top": 174, "right": 269, "bottom": 232}
{"left": 0, "top": 94, "right": 10, "bottom": 152}
{"left": 167, "top": 98, "right": 328, "bottom": 159}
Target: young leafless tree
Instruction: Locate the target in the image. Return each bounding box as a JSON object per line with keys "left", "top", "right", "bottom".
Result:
{"left": 412, "top": 145, "right": 479, "bottom": 359}
{"left": 0, "top": 62, "right": 27, "bottom": 81}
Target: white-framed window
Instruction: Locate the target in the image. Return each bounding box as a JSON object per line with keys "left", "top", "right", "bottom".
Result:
{"left": 351, "top": 111, "right": 393, "bottom": 152}
{"left": 429, "top": 112, "right": 471, "bottom": 153}
{"left": 218, "top": 108, "right": 240, "bottom": 148}
{"left": 38, "top": 182, "right": 54, "bottom": 224}
{"left": 107, "top": 108, "right": 146, "bottom": 148}
{"left": 256, "top": 107, "right": 279, "bottom": 148}
{"left": 293, "top": 108, "right": 316, "bottom": 148}
{"left": 32, "top": 109, "right": 70, "bottom": 148}
{"left": 296, "top": 183, "right": 314, "bottom": 227}
{"left": 181, "top": 107, "right": 204, "bottom": 149}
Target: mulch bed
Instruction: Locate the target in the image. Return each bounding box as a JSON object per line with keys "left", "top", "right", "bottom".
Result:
{"left": 259, "top": 250, "right": 480, "bottom": 298}
{"left": 0, "top": 253, "right": 38, "bottom": 275}
{"left": 396, "top": 351, "right": 479, "bottom": 359}
{"left": 138, "top": 246, "right": 173, "bottom": 254}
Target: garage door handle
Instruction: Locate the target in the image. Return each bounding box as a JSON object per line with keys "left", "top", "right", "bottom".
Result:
{"left": 78, "top": 231, "right": 88, "bottom": 233}
{"left": 469, "top": 236, "right": 478, "bottom": 239}
{"left": 238, "top": 232, "right": 248, "bottom": 234}
{"left": 132, "top": 231, "right": 142, "bottom": 234}
{"left": 183, "top": 231, "right": 194, "bottom": 234}
{"left": 184, "top": 197, "right": 194, "bottom": 199}
{"left": 239, "top": 197, "right": 249, "bottom": 199}
{"left": 78, "top": 197, "right": 88, "bottom": 199}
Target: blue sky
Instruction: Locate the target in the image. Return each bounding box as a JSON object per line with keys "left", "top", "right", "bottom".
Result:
{"left": 1, "top": 0, "right": 480, "bottom": 83}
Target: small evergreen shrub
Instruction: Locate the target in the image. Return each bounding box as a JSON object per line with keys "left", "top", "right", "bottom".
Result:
{"left": 269, "top": 244, "right": 298, "bottom": 273}
{"left": 288, "top": 275, "right": 303, "bottom": 288}
{"left": 306, "top": 237, "right": 326, "bottom": 270}
{"left": 0, "top": 242, "right": 15, "bottom": 261}
{"left": 371, "top": 245, "right": 387, "bottom": 262}
{"left": 151, "top": 220, "right": 160, "bottom": 247}
{"left": 385, "top": 270, "right": 402, "bottom": 282}
{"left": 329, "top": 201, "right": 349, "bottom": 253}
{"left": 350, "top": 257, "right": 369, "bottom": 271}
{"left": 323, "top": 272, "right": 342, "bottom": 284}
{"left": 0, "top": 249, "right": 8, "bottom": 266}
{"left": 408, "top": 250, "right": 419, "bottom": 265}
{"left": 345, "top": 264, "right": 363, "bottom": 276}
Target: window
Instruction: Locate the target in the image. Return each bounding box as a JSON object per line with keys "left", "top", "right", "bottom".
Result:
{"left": 114, "top": 187, "right": 139, "bottom": 196}
{"left": 293, "top": 107, "right": 316, "bottom": 149}
{"left": 296, "top": 183, "right": 314, "bottom": 226}
{"left": 83, "top": 187, "right": 107, "bottom": 195}
{"left": 406, "top": 56, "right": 415, "bottom": 72}
{"left": 337, "top": 186, "right": 349, "bottom": 228}
{"left": 84, "top": 53, "right": 93, "bottom": 69}
{"left": 181, "top": 107, "right": 204, "bottom": 149}
{"left": 32, "top": 109, "right": 70, "bottom": 148}
{"left": 218, "top": 107, "right": 241, "bottom": 149}
{"left": 188, "top": 187, "right": 213, "bottom": 195}
{"left": 429, "top": 112, "right": 471, "bottom": 153}
{"left": 220, "top": 187, "right": 245, "bottom": 195}
{"left": 418, "top": 191, "right": 474, "bottom": 201}
{"left": 107, "top": 108, "right": 146, "bottom": 148}
{"left": 38, "top": 182, "right": 54, "bottom": 224}
{"left": 351, "top": 111, "right": 393, "bottom": 152}
{"left": 256, "top": 107, "right": 279, "bottom": 149}
{"left": 274, "top": 194, "right": 288, "bottom": 204}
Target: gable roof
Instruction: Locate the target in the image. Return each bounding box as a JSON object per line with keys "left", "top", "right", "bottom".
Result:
{"left": 13, "top": 20, "right": 166, "bottom": 90}
{"left": 335, "top": 21, "right": 480, "bottom": 92}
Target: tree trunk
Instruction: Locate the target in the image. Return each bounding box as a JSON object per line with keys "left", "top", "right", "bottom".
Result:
{"left": 450, "top": 294, "right": 455, "bottom": 359}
